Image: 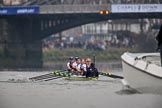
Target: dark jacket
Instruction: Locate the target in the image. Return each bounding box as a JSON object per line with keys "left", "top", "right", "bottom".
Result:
{"left": 156, "top": 25, "right": 162, "bottom": 49}
{"left": 86, "top": 63, "right": 99, "bottom": 78}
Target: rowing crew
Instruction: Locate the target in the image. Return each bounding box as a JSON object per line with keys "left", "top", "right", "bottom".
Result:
{"left": 66, "top": 57, "right": 99, "bottom": 78}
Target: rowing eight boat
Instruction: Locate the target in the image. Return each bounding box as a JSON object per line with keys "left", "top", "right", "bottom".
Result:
{"left": 29, "top": 70, "right": 123, "bottom": 82}
{"left": 65, "top": 76, "right": 98, "bottom": 81}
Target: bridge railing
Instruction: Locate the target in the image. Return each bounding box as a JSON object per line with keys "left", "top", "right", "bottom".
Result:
{"left": 40, "top": 4, "right": 111, "bottom": 14}
{"left": 1, "top": 0, "right": 161, "bottom": 6}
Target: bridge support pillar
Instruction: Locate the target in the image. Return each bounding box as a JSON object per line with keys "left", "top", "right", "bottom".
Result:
{"left": 0, "top": 18, "right": 43, "bottom": 70}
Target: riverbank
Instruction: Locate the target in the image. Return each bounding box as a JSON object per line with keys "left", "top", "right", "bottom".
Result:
{"left": 43, "top": 47, "right": 137, "bottom": 63}
{"left": 0, "top": 47, "right": 136, "bottom": 71}
{"left": 43, "top": 61, "right": 122, "bottom": 72}
{"left": 43, "top": 48, "right": 135, "bottom": 71}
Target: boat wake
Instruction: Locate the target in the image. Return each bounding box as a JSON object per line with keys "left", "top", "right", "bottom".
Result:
{"left": 0, "top": 78, "right": 30, "bottom": 83}
{"left": 115, "top": 79, "right": 141, "bottom": 95}
{"left": 116, "top": 87, "right": 141, "bottom": 95}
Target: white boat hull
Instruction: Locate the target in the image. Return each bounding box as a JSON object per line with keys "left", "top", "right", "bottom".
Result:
{"left": 121, "top": 52, "right": 162, "bottom": 94}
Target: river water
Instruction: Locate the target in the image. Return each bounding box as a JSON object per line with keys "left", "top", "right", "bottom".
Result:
{"left": 0, "top": 70, "right": 162, "bottom": 108}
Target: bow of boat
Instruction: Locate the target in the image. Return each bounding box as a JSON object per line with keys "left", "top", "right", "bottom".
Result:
{"left": 121, "top": 52, "right": 162, "bottom": 94}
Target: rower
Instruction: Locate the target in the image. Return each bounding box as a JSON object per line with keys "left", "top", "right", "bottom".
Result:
{"left": 67, "top": 57, "right": 75, "bottom": 72}
{"left": 80, "top": 58, "right": 87, "bottom": 76}
{"left": 72, "top": 57, "right": 79, "bottom": 68}
{"left": 73, "top": 57, "right": 81, "bottom": 75}
{"left": 86, "top": 58, "right": 99, "bottom": 78}
{"left": 90, "top": 63, "right": 99, "bottom": 78}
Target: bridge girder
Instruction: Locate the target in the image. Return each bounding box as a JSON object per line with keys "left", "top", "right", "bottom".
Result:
{"left": 0, "top": 12, "right": 162, "bottom": 69}
{"left": 9, "top": 12, "right": 161, "bottom": 41}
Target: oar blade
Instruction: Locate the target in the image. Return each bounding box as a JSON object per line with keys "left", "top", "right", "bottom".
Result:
{"left": 109, "top": 74, "right": 123, "bottom": 79}
{"left": 100, "top": 72, "right": 123, "bottom": 79}
{"left": 29, "top": 70, "right": 70, "bottom": 81}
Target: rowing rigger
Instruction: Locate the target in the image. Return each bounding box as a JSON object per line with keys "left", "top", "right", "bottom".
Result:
{"left": 29, "top": 70, "right": 123, "bottom": 81}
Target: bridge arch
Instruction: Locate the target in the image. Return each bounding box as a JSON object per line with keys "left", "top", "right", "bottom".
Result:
{"left": 0, "top": 4, "right": 162, "bottom": 69}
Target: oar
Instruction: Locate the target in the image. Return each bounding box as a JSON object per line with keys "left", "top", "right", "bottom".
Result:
{"left": 29, "top": 73, "right": 53, "bottom": 80}
{"left": 44, "top": 76, "right": 63, "bottom": 81}
{"left": 32, "top": 71, "right": 71, "bottom": 81}
{"left": 41, "top": 72, "right": 72, "bottom": 81}
{"left": 34, "top": 71, "right": 69, "bottom": 81}
{"left": 29, "top": 69, "right": 67, "bottom": 80}
{"left": 33, "top": 74, "right": 57, "bottom": 81}
{"left": 44, "top": 71, "right": 77, "bottom": 81}
{"left": 99, "top": 72, "right": 123, "bottom": 79}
